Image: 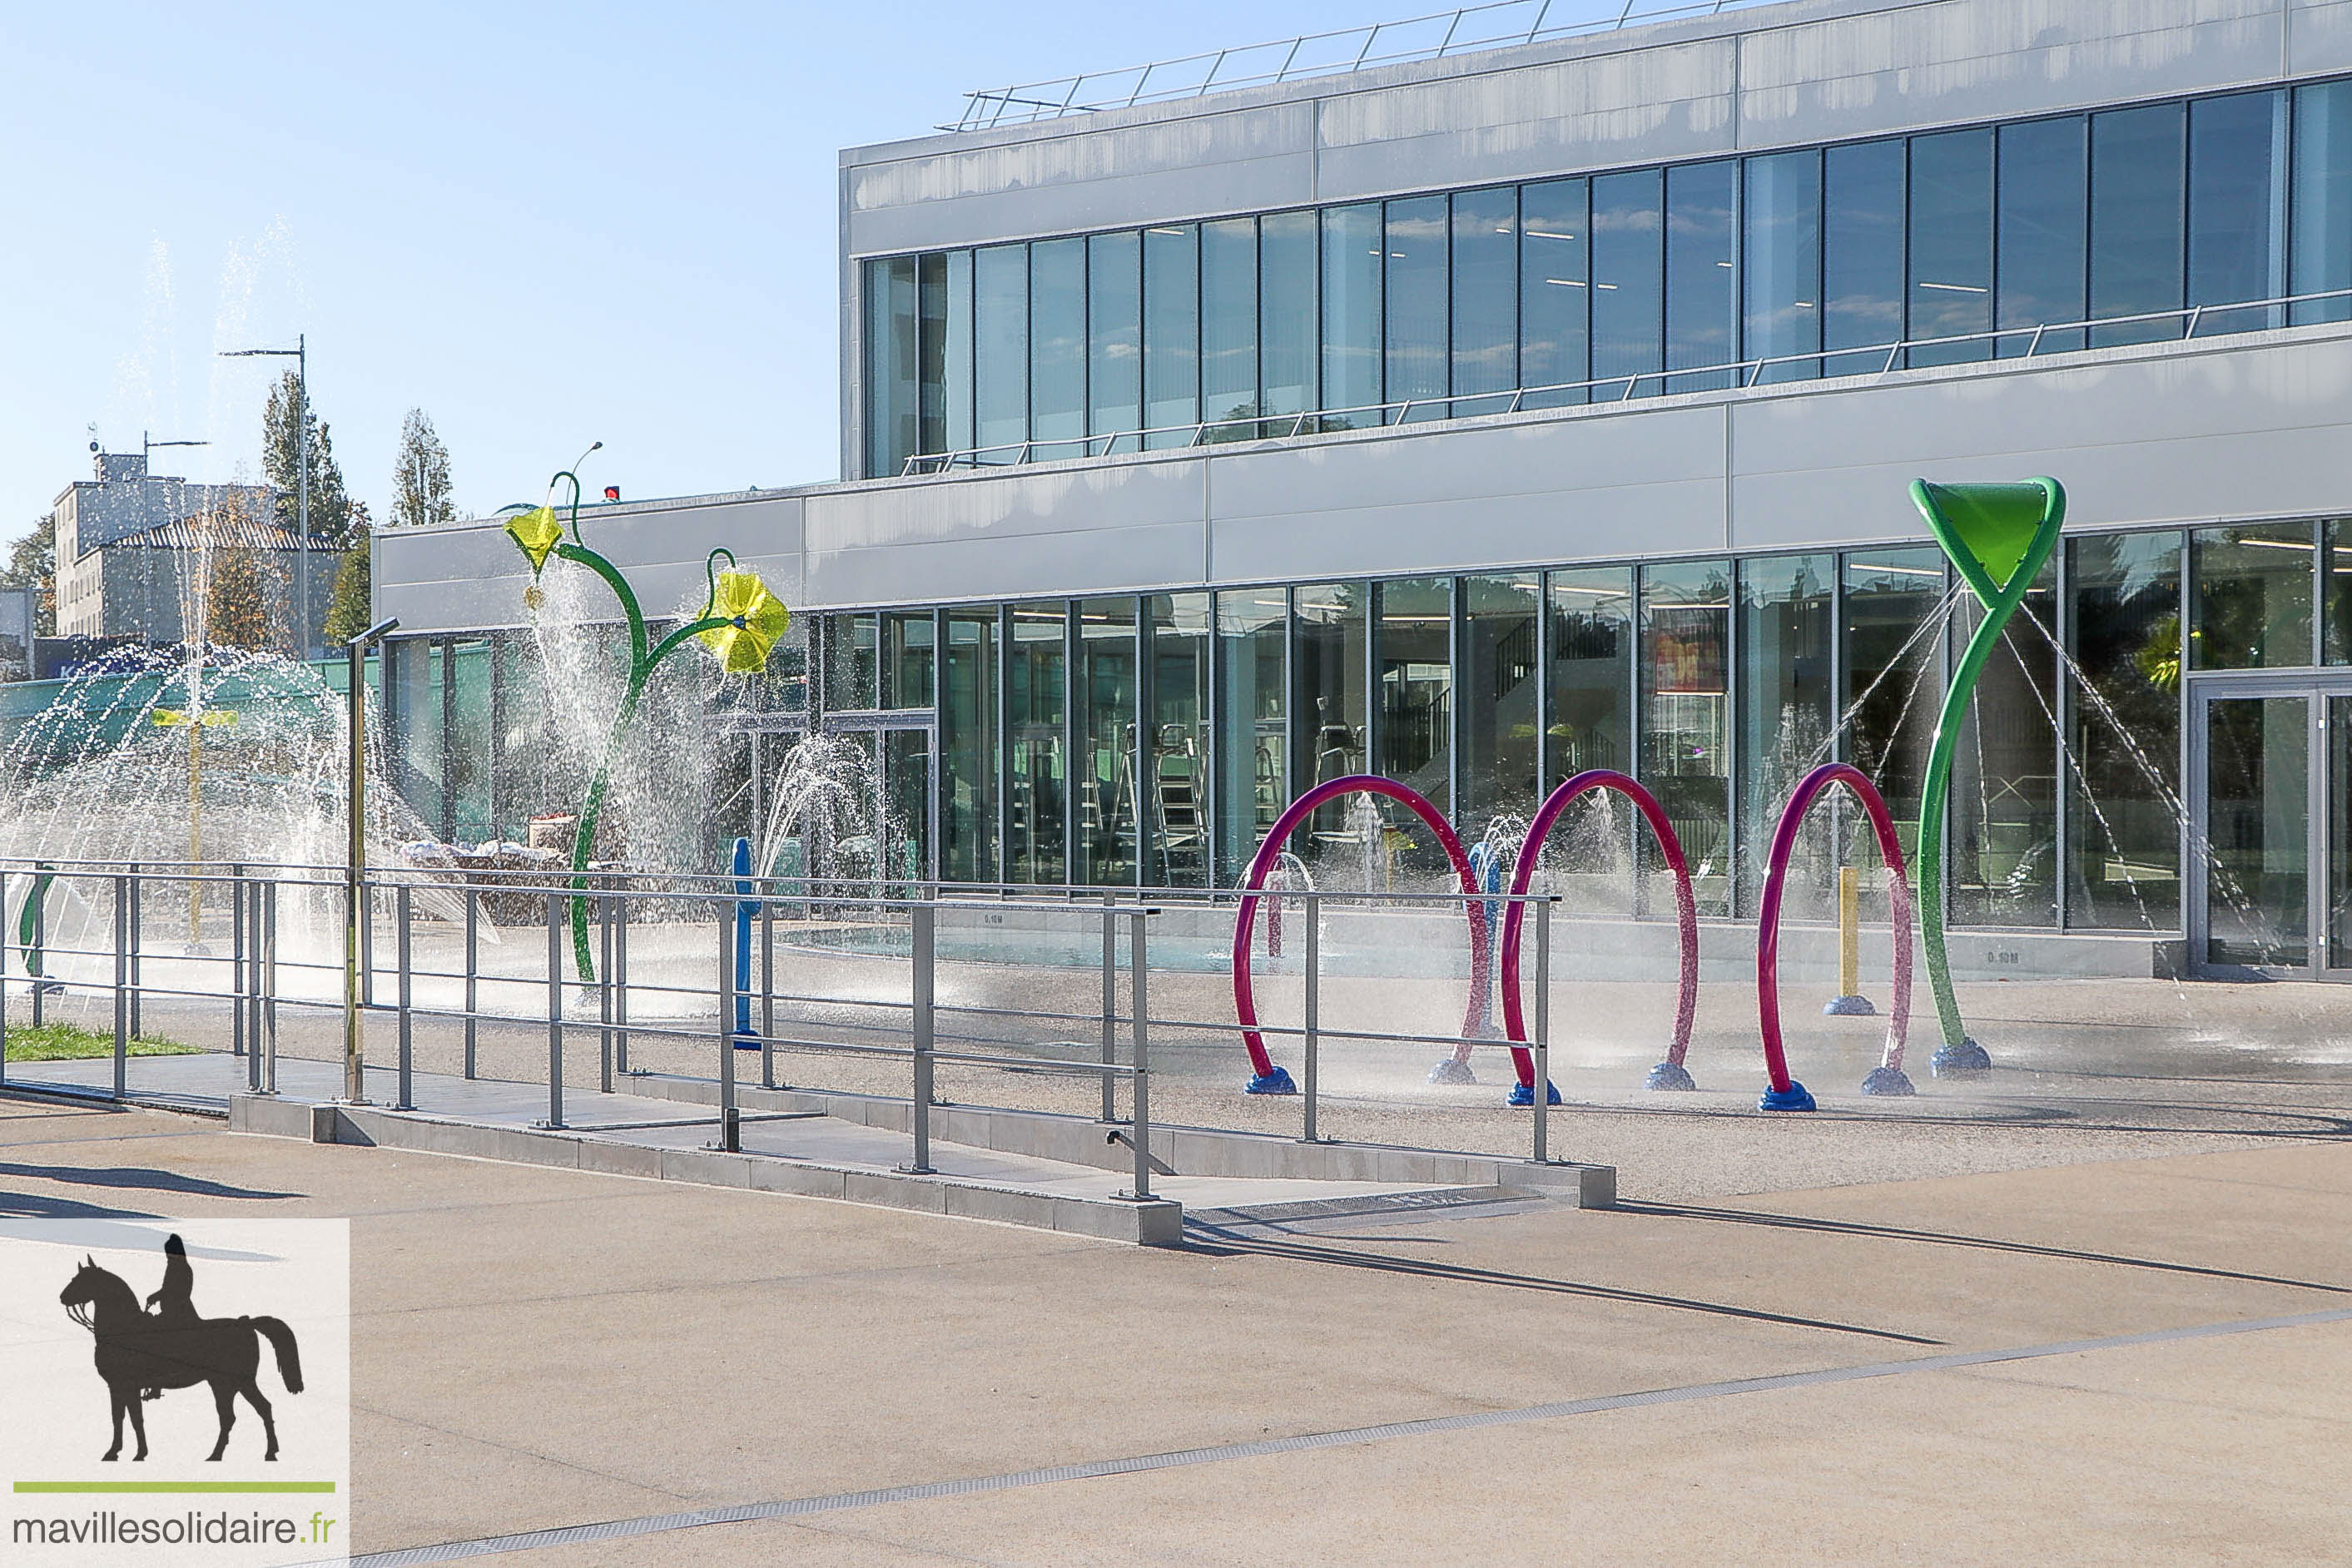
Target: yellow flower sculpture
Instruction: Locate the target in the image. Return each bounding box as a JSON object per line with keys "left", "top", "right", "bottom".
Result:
{"left": 505, "top": 505, "right": 565, "bottom": 576}
{"left": 697, "top": 568, "right": 791, "bottom": 674}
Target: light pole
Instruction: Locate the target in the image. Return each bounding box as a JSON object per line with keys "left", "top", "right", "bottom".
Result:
{"left": 141, "top": 432, "right": 209, "bottom": 469}
{"left": 343, "top": 615, "right": 399, "bottom": 1102}
{"left": 219, "top": 335, "right": 310, "bottom": 656}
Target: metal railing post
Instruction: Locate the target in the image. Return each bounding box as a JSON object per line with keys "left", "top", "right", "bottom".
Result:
{"left": 904, "top": 902, "right": 935, "bottom": 1174}
{"left": 28, "top": 877, "right": 44, "bottom": 1028}
{"left": 759, "top": 883, "right": 776, "bottom": 1091}
{"left": 112, "top": 876, "right": 129, "bottom": 1099}
{"left": 360, "top": 878, "right": 375, "bottom": 1007}
{"left": 1099, "top": 891, "right": 1119, "bottom": 1123}
{"left": 463, "top": 885, "right": 479, "bottom": 1079}
{"left": 599, "top": 891, "right": 616, "bottom": 1095}
{"left": 1532, "top": 897, "right": 1552, "bottom": 1165}
{"left": 126, "top": 865, "right": 141, "bottom": 1041}
{"left": 260, "top": 880, "right": 279, "bottom": 1096}
{"left": 543, "top": 891, "right": 566, "bottom": 1129}
{"left": 394, "top": 882, "right": 414, "bottom": 1110}
{"left": 230, "top": 866, "right": 246, "bottom": 1063}
{"left": 717, "top": 896, "right": 740, "bottom": 1152}
{"left": 614, "top": 896, "right": 632, "bottom": 1075}
{"left": 1303, "top": 891, "right": 1321, "bottom": 1144}
{"left": 1128, "top": 909, "right": 1152, "bottom": 1201}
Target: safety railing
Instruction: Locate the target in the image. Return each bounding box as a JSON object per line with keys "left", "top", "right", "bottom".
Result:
{"left": 1, "top": 859, "right": 1595, "bottom": 1174}
{"left": 898, "top": 289, "right": 2352, "bottom": 477}
{"left": 0, "top": 859, "right": 1174, "bottom": 1198}
{"left": 945, "top": 0, "right": 1776, "bottom": 131}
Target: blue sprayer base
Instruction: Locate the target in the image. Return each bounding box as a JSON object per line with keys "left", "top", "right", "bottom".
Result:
{"left": 1759, "top": 1080, "right": 1818, "bottom": 1112}
{"left": 1931, "top": 1039, "right": 1992, "bottom": 1077}
{"left": 1506, "top": 1079, "right": 1563, "bottom": 1107}
{"left": 1246, "top": 1067, "right": 1299, "bottom": 1096}
{"left": 1859, "top": 1065, "right": 1916, "bottom": 1096}
{"left": 1427, "top": 1058, "right": 1477, "bottom": 1086}
{"left": 1645, "top": 1060, "right": 1697, "bottom": 1091}
{"left": 1824, "top": 995, "right": 1877, "bottom": 1017}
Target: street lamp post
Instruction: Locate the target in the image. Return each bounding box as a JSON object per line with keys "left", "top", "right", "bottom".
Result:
{"left": 218, "top": 335, "right": 310, "bottom": 656}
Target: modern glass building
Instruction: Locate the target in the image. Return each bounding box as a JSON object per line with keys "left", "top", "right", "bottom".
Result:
{"left": 375, "top": 0, "right": 2352, "bottom": 980}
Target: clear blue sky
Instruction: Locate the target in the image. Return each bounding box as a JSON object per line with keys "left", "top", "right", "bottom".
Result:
{"left": 0, "top": 1, "right": 1626, "bottom": 549}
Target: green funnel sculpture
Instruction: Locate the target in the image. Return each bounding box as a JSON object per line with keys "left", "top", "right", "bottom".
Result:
{"left": 1909, "top": 476, "right": 2065, "bottom": 1076}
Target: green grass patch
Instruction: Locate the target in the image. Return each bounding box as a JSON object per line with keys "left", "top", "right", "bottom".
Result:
{"left": 4, "top": 1021, "right": 198, "bottom": 1062}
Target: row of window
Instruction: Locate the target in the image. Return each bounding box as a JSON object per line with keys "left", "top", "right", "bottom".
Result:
{"left": 861, "top": 78, "right": 2352, "bottom": 476}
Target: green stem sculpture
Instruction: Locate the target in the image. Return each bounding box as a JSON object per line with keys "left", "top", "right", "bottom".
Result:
{"left": 1909, "top": 476, "right": 2066, "bottom": 1074}
{"left": 507, "top": 470, "right": 791, "bottom": 980}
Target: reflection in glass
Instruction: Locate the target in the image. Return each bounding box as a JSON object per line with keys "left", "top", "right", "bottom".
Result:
{"left": 1642, "top": 560, "right": 1731, "bottom": 914}
{"left": 1149, "top": 593, "right": 1212, "bottom": 886}
{"left": 1376, "top": 578, "right": 1453, "bottom": 833}
{"left": 1997, "top": 117, "right": 2087, "bottom": 355}
{"left": 1451, "top": 187, "right": 1518, "bottom": 415}
{"left": 1824, "top": 139, "right": 1907, "bottom": 375}
{"left": 2327, "top": 521, "right": 2352, "bottom": 663}
{"left": 2193, "top": 523, "right": 2315, "bottom": 669}
{"left": 1214, "top": 588, "right": 1288, "bottom": 882}
{"left": 1744, "top": 151, "right": 1822, "bottom": 384}
{"left": 1293, "top": 583, "right": 1369, "bottom": 861}
{"left": 1006, "top": 603, "right": 1067, "bottom": 883}
{"left": 916, "top": 252, "right": 950, "bottom": 459}
{"left": 2188, "top": 91, "right": 2287, "bottom": 335}
{"left": 1076, "top": 598, "right": 1138, "bottom": 886}
{"left": 1547, "top": 567, "right": 1632, "bottom": 784}
{"left": 1665, "top": 161, "right": 1737, "bottom": 391}
{"left": 1952, "top": 561, "right": 2057, "bottom": 927}
{"left": 1321, "top": 204, "right": 1383, "bottom": 429}
{"left": 1908, "top": 129, "right": 1994, "bottom": 365}
{"left": 1735, "top": 554, "right": 1833, "bottom": 917}
{"left": 941, "top": 611, "right": 999, "bottom": 882}
{"left": 1460, "top": 574, "right": 1542, "bottom": 826}
{"left": 2205, "top": 696, "right": 2309, "bottom": 967}
{"left": 2292, "top": 81, "right": 2352, "bottom": 326}
{"left": 881, "top": 727, "right": 931, "bottom": 888}
{"left": 1844, "top": 549, "right": 1947, "bottom": 887}
{"left": 1029, "top": 238, "right": 1086, "bottom": 460}
{"left": 1201, "top": 218, "right": 1259, "bottom": 439}
{"left": 1144, "top": 224, "right": 1199, "bottom": 446}
{"left": 1592, "top": 169, "right": 1665, "bottom": 396}
{"left": 1385, "top": 196, "right": 1449, "bottom": 419}
{"left": 863, "top": 256, "right": 918, "bottom": 478}
{"left": 2067, "top": 533, "right": 2181, "bottom": 930}
{"left": 2091, "top": 103, "right": 2187, "bottom": 346}
{"left": 881, "top": 612, "right": 934, "bottom": 710}
{"left": 1520, "top": 178, "right": 1590, "bottom": 408}
{"left": 2332, "top": 696, "right": 2352, "bottom": 968}
{"left": 943, "top": 249, "right": 974, "bottom": 458}
{"left": 975, "top": 245, "right": 1029, "bottom": 459}
{"left": 823, "top": 612, "right": 878, "bottom": 711}
{"left": 1088, "top": 232, "right": 1142, "bottom": 448}
{"left": 1260, "top": 211, "right": 1318, "bottom": 430}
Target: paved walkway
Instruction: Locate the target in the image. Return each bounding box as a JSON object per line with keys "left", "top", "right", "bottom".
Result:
{"left": 1, "top": 1091, "right": 2345, "bottom": 1563}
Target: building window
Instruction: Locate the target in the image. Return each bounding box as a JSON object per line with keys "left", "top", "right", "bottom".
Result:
{"left": 1075, "top": 597, "right": 1139, "bottom": 886}
{"left": 1520, "top": 178, "right": 1590, "bottom": 407}
{"left": 1459, "top": 573, "right": 1541, "bottom": 825}
{"left": 2291, "top": 81, "right": 2352, "bottom": 325}
{"left": 2193, "top": 523, "right": 2317, "bottom": 669}
{"left": 1734, "top": 553, "right": 1832, "bottom": 917}
{"left": 862, "top": 256, "right": 918, "bottom": 478}
{"left": 1383, "top": 196, "right": 1449, "bottom": 419}
{"left": 1143, "top": 224, "right": 1199, "bottom": 447}
{"left": 1451, "top": 187, "right": 1519, "bottom": 415}
{"left": 1260, "top": 210, "right": 1319, "bottom": 432}
{"left": 1321, "top": 204, "right": 1384, "bottom": 429}
{"left": 1006, "top": 603, "right": 1069, "bottom": 883}
{"left": 1088, "top": 232, "right": 1143, "bottom": 449}
{"left": 975, "top": 245, "right": 1029, "bottom": 459}
{"left": 1591, "top": 168, "right": 1665, "bottom": 396}
{"left": 1641, "top": 559, "right": 1731, "bottom": 915}
{"left": 1744, "top": 151, "right": 1823, "bottom": 385}
{"left": 2068, "top": 533, "right": 2183, "bottom": 930}
{"left": 2090, "top": 103, "right": 2188, "bottom": 346}
{"left": 1824, "top": 138, "right": 1907, "bottom": 375}
{"left": 2188, "top": 91, "right": 2288, "bottom": 335}
{"left": 1908, "top": 128, "right": 1994, "bottom": 366}
{"left": 1201, "top": 217, "right": 1258, "bottom": 439}
{"left": 1214, "top": 587, "right": 1288, "bottom": 882}
{"left": 1148, "top": 592, "right": 1213, "bottom": 886}
{"left": 1030, "top": 238, "right": 1087, "bottom": 461}
{"left": 1997, "top": 117, "right": 2087, "bottom": 355}
{"left": 1665, "top": 160, "right": 1738, "bottom": 391}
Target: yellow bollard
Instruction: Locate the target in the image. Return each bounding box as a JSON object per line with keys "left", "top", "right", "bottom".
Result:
{"left": 1825, "top": 865, "right": 1876, "bottom": 1016}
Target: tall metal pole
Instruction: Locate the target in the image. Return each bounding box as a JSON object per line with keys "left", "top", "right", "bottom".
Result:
{"left": 344, "top": 616, "right": 399, "bottom": 1102}
{"left": 295, "top": 335, "right": 310, "bottom": 657}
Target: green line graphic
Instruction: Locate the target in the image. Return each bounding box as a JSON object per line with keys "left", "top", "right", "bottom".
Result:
{"left": 14, "top": 1481, "right": 338, "bottom": 1493}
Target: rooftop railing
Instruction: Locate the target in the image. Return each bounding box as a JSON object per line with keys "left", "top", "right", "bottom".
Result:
{"left": 945, "top": 0, "right": 1777, "bottom": 131}
{"left": 897, "top": 290, "right": 2350, "bottom": 477}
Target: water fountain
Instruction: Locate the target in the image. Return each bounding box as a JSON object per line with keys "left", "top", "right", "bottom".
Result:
{"left": 757, "top": 732, "right": 906, "bottom": 897}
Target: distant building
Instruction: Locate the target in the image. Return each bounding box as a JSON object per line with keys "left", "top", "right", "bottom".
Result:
{"left": 50, "top": 451, "right": 315, "bottom": 646}
{"left": 0, "top": 586, "right": 32, "bottom": 681}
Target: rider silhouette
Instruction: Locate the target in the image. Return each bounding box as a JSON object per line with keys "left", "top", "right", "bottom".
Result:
{"left": 140, "top": 1234, "right": 198, "bottom": 1401}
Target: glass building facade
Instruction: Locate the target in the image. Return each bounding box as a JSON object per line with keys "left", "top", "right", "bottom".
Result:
{"left": 861, "top": 79, "right": 2352, "bottom": 476}
{"left": 381, "top": 519, "right": 2352, "bottom": 939}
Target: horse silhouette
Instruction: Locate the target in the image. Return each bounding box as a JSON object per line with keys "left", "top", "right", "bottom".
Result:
{"left": 59, "top": 1240, "right": 304, "bottom": 1462}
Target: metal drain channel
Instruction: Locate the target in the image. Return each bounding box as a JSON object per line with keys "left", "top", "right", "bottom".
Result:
{"left": 332, "top": 1304, "right": 2352, "bottom": 1567}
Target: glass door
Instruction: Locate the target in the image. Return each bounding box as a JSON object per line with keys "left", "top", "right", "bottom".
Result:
{"left": 2191, "top": 675, "right": 2352, "bottom": 979}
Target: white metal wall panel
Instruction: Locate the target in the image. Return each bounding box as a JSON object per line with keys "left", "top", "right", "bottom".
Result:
{"left": 2289, "top": 0, "right": 2352, "bottom": 73}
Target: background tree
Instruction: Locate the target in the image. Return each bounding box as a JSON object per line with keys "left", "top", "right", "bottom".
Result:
{"left": 206, "top": 546, "right": 276, "bottom": 649}
{"left": 390, "top": 408, "right": 455, "bottom": 528}
{"left": 1, "top": 512, "right": 57, "bottom": 634}
{"left": 323, "top": 499, "right": 375, "bottom": 643}
{"left": 263, "top": 369, "right": 356, "bottom": 550}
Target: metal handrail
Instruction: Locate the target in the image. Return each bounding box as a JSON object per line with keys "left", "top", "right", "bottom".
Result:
{"left": 945, "top": 0, "right": 1761, "bottom": 131}
{"left": 898, "top": 288, "right": 2352, "bottom": 477}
